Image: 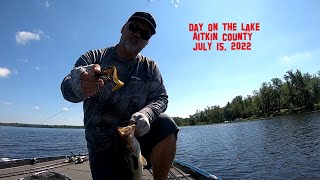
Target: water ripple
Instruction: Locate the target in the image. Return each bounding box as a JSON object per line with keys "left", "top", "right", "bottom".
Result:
{"left": 1, "top": 112, "right": 320, "bottom": 179}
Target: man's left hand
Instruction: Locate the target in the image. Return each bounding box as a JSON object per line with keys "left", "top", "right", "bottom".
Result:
{"left": 130, "top": 112, "right": 150, "bottom": 137}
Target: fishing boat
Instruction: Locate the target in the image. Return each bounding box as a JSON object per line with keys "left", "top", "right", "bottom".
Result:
{"left": 0, "top": 153, "right": 221, "bottom": 180}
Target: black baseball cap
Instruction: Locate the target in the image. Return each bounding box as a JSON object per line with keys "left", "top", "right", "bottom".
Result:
{"left": 128, "top": 12, "right": 156, "bottom": 35}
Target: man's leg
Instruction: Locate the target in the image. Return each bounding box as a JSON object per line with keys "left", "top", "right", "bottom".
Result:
{"left": 150, "top": 132, "right": 177, "bottom": 180}
{"left": 138, "top": 113, "right": 179, "bottom": 180}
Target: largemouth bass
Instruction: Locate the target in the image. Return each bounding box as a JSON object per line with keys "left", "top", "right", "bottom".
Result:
{"left": 116, "top": 124, "right": 147, "bottom": 180}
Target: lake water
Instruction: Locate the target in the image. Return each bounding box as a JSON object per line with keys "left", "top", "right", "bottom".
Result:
{"left": 1, "top": 112, "right": 320, "bottom": 179}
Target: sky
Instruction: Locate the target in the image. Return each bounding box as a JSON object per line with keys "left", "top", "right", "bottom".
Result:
{"left": 0, "top": 0, "right": 319, "bottom": 126}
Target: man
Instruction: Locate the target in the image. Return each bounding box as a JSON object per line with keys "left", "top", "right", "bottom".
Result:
{"left": 61, "top": 12, "right": 179, "bottom": 180}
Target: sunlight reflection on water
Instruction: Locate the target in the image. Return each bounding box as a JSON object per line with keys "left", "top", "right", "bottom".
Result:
{"left": 175, "top": 112, "right": 320, "bottom": 179}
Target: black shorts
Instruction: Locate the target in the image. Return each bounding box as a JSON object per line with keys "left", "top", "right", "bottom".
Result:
{"left": 137, "top": 113, "right": 179, "bottom": 168}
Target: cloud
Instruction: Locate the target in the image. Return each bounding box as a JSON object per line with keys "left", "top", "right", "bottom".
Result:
{"left": 1, "top": 100, "right": 13, "bottom": 105}
{"left": 15, "top": 30, "right": 49, "bottom": 45}
{"left": 34, "top": 106, "right": 40, "bottom": 110}
{"left": 44, "top": 0, "right": 50, "bottom": 8}
{"left": 171, "top": 0, "right": 180, "bottom": 7}
{"left": 62, "top": 107, "right": 71, "bottom": 111}
{"left": 147, "top": 0, "right": 180, "bottom": 7}
{"left": 16, "top": 31, "right": 41, "bottom": 45}
{"left": 278, "top": 49, "right": 319, "bottom": 66}
{"left": 0, "top": 67, "right": 11, "bottom": 78}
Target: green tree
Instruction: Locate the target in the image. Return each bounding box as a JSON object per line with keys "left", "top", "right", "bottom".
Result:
{"left": 223, "top": 102, "right": 233, "bottom": 121}
{"left": 259, "top": 82, "right": 272, "bottom": 116}
{"left": 271, "top": 78, "right": 283, "bottom": 112}
{"left": 230, "top": 95, "right": 244, "bottom": 119}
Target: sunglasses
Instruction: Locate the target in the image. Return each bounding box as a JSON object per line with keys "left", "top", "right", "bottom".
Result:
{"left": 128, "top": 22, "right": 152, "bottom": 40}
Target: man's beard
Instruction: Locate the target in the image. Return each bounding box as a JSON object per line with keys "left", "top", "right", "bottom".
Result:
{"left": 124, "top": 38, "right": 140, "bottom": 53}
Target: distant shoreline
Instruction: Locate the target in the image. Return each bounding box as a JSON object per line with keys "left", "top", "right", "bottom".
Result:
{"left": 173, "top": 109, "right": 320, "bottom": 126}
{"left": 0, "top": 122, "right": 84, "bottom": 129}
{"left": 2, "top": 110, "right": 320, "bottom": 129}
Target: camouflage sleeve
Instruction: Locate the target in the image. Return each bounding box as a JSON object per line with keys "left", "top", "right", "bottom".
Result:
{"left": 139, "top": 63, "right": 168, "bottom": 123}
{"left": 60, "top": 49, "right": 105, "bottom": 103}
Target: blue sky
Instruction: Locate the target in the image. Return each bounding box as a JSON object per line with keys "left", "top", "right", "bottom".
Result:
{"left": 0, "top": 0, "right": 319, "bottom": 126}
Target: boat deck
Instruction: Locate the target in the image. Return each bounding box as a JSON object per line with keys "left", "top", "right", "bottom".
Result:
{"left": 0, "top": 156, "right": 209, "bottom": 180}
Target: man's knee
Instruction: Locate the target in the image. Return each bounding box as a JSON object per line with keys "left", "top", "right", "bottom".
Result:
{"left": 155, "top": 113, "right": 179, "bottom": 132}
{"left": 158, "top": 132, "right": 177, "bottom": 147}
{"left": 156, "top": 113, "right": 179, "bottom": 139}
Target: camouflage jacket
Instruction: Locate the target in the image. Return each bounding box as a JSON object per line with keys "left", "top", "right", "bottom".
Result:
{"left": 61, "top": 46, "right": 168, "bottom": 150}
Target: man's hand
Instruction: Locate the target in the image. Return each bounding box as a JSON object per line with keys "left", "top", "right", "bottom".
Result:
{"left": 130, "top": 112, "right": 150, "bottom": 137}
{"left": 80, "top": 64, "right": 104, "bottom": 98}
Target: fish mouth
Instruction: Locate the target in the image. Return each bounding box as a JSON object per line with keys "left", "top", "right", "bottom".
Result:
{"left": 117, "top": 124, "right": 136, "bottom": 135}
{"left": 116, "top": 124, "right": 138, "bottom": 156}
{"left": 116, "top": 125, "right": 136, "bottom": 144}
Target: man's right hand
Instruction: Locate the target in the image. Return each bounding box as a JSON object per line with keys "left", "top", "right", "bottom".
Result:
{"left": 80, "top": 64, "right": 105, "bottom": 98}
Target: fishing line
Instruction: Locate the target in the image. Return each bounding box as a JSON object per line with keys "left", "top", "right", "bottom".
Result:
{"left": 38, "top": 103, "right": 77, "bottom": 124}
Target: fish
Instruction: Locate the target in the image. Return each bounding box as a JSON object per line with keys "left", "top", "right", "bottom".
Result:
{"left": 116, "top": 124, "right": 147, "bottom": 180}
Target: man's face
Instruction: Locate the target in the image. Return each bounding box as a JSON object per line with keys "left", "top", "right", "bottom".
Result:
{"left": 121, "top": 19, "right": 152, "bottom": 54}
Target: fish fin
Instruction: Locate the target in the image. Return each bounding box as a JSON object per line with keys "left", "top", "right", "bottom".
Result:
{"left": 141, "top": 155, "right": 147, "bottom": 166}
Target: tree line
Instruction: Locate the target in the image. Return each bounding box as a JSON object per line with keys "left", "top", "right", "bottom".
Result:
{"left": 173, "top": 69, "right": 320, "bottom": 126}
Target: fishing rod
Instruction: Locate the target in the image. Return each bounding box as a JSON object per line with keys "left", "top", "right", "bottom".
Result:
{"left": 0, "top": 154, "right": 88, "bottom": 178}
{"left": 38, "top": 103, "right": 77, "bottom": 125}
